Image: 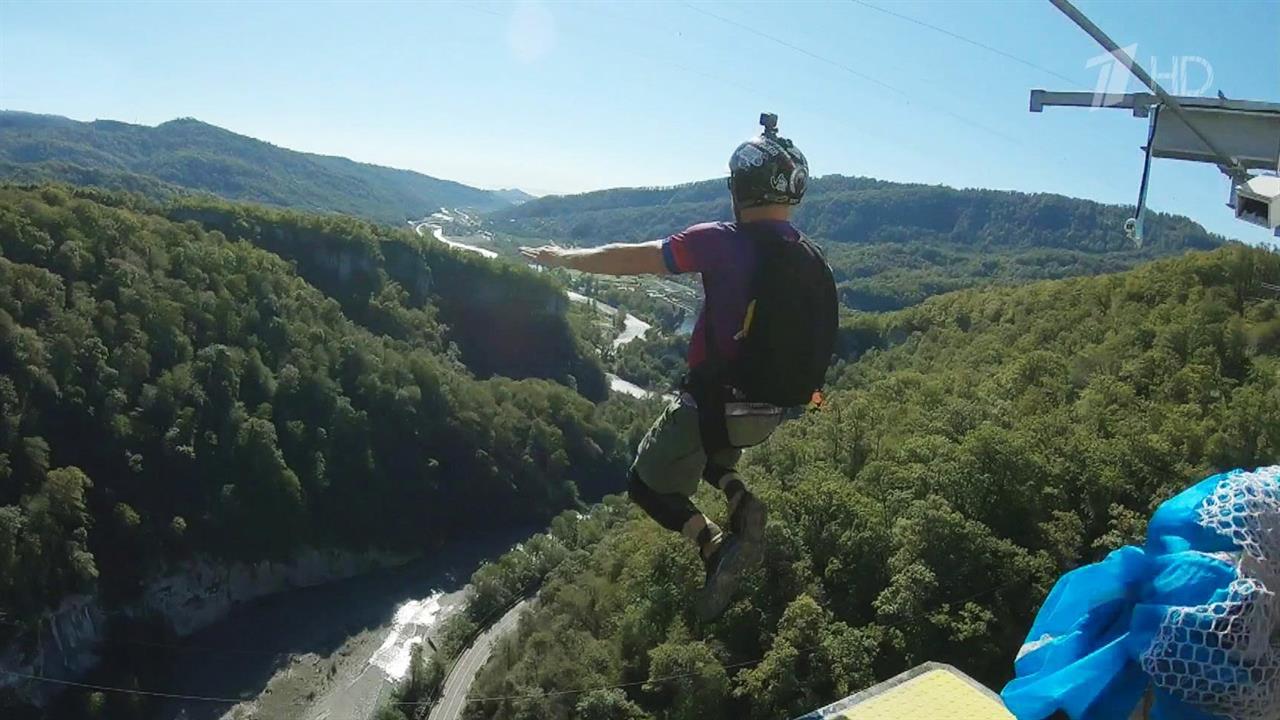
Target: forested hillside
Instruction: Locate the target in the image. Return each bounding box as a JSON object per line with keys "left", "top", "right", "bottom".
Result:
{"left": 492, "top": 176, "right": 1224, "bottom": 311}
{"left": 0, "top": 185, "right": 637, "bottom": 639}
{"left": 0, "top": 112, "right": 513, "bottom": 223}
{"left": 464, "top": 245, "right": 1280, "bottom": 720}
{"left": 164, "top": 198, "right": 608, "bottom": 398}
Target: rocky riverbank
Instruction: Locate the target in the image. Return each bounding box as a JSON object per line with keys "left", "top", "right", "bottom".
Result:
{"left": 1, "top": 548, "right": 410, "bottom": 707}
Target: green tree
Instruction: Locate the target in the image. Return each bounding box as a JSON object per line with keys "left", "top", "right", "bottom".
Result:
{"left": 576, "top": 689, "right": 649, "bottom": 720}
{"left": 645, "top": 635, "right": 728, "bottom": 720}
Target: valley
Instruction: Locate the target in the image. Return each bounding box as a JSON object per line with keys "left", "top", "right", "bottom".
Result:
{"left": 151, "top": 528, "right": 533, "bottom": 720}
{"left": 0, "top": 109, "right": 1274, "bottom": 720}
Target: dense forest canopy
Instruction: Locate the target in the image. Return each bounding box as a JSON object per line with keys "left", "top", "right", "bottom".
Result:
{"left": 163, "top": 198, "right": 607, "bottom": 398}
{"left": 463, "top": 245, "right": 1280, "bottom": 720}
{"left": 0, "top": 112, "right": 516, "bottom": 224}
{"left": 492, "top": 176, "right": 1225, "bottom": 311}
{"left": 0, "top": 185, "right": 640, "bottom": 639}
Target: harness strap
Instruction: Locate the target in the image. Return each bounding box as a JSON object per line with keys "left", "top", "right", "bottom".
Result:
{"left": 685, "top": 369, "right": 732, "bottom": 455}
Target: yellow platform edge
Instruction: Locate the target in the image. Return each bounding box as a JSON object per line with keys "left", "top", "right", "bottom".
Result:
{"left": 792, "top": 662, "right": 1014, "bottom": 720}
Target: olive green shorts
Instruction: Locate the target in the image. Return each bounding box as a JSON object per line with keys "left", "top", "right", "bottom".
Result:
{"left": 630, "top": 393, "right": 785, "bottom": 497}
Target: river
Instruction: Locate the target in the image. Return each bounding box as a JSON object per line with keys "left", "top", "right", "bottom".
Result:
{"left": 154, "top": 527, "right": 535, "bottom": 720}
{"left": 562, "top": 291, "right": 658, "bottom": 399}
{"left": 152, "top": 221, "right": 666, "bottom": 719}
{"left": 563, "top": 291, "right": 653, "bottom": 349}
{"left": 415, "top": 217, "right": 660, "bottom": 399}
{"left": 412, "top": 212, "right": 498, "bottom": 259}
{"left": 411, "top": 216, "right": 654, "bottom": 354}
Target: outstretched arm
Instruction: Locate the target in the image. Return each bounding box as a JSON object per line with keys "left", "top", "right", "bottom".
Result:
{"left": 520, "top": 241, "right": 669, "bottom": 276}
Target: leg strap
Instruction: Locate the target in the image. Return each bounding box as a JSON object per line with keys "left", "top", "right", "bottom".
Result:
{"left": 686, "top": 370, "right": 732, "bottom": 458}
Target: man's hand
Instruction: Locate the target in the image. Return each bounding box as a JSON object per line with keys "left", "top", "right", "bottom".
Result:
{"left": 519, "top": 245, "right": 570, "bottom": 267}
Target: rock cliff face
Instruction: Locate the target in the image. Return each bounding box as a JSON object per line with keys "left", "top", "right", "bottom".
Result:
{"left": 138, "top": 548, "right": 408, "bottom": 636}
{"left": 1, "top": 548, "right": 409, "bottom": 704}
{"left": 0, "top": 594, "right": 109, "bottom": 704}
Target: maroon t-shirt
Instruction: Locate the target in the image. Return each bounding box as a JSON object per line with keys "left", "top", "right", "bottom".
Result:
{"left": 661, "top": 219, "right": 800, "bottom": 369}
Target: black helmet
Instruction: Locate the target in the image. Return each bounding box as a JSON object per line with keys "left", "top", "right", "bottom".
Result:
{"left": 728, "top": 112, "right": 808, "bottom": 209}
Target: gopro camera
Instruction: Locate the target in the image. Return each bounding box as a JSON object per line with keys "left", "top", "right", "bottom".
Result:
{"left": 760, "top": 112, "right": 779, "bottom": 136}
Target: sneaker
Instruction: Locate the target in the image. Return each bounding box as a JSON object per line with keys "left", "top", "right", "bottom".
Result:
{"left": 697, "top": 535, "right": 747, "bottom": 621}
{"left": 728, "top": 489, "right": 767, "bottom": 565}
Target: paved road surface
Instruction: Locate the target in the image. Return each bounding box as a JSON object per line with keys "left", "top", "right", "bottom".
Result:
{"left": 428, "top": 600, "right": 529, "bottom": 720}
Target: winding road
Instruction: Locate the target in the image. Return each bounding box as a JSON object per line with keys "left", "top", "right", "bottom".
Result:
{"left": 428, "top": 600, "right": 529, "bottom": 720}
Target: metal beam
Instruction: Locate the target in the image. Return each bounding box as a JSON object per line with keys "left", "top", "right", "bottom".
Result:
{"left": 1030, "top": 90, "right": 1280, "bottom": 117}
{"left": 1048, "top": 0, "right": 1248, "bottom": 177}
{"left": 1030, "top": 90, "right": 1156, "bottom": 116}
{"left": 1031, "top": 90, "right": 1280, "bottom": 171}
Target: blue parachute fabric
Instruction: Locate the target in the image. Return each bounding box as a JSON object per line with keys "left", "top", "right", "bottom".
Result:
{"left": 1001, "top": 469, "right": 1263, "bottom": 720}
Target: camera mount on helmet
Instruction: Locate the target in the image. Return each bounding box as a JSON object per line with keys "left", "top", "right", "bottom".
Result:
{"left": 759, "top": 112, "right": 779, "bottom": 139}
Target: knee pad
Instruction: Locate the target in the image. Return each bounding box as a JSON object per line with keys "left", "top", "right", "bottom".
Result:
{"left": 627, "top": 469, "right": 697, "bottom": 533}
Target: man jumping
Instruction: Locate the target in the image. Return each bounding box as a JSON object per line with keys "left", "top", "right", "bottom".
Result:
{"left": 521, "top": 113, "right": 837, "bottom": 618}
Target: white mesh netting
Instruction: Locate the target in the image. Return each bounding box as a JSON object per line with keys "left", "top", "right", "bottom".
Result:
{"left": 1140, "top": 466, "right": 1280, "bottom": 720}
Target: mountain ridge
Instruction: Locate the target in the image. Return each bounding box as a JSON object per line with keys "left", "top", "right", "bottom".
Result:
{"left": 0, "top": 110, "right": 515, "bottom": 223}
{"left": 491, "top": 187, "right": 536, "bottom": 204}
{"left": 490, "top": 175, "right": 1228, "bottom": 311}
{"left": 492, "top": 174, "right": 1223, "bottom": 251}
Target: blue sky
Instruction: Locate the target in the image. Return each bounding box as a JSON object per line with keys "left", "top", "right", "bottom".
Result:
{"left": 2, "top": 0, "right": 1277, "bottom": 243}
